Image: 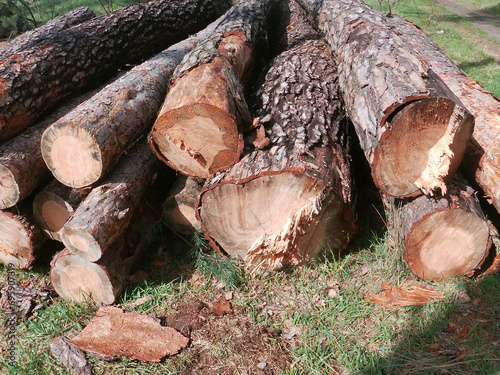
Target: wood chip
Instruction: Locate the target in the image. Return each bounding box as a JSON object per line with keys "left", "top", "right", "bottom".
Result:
{"left": 50, "top": 336, "right": 91, "bottom": 375}
{"left": 368, "top": 282, "right": 445, "bottom": 310}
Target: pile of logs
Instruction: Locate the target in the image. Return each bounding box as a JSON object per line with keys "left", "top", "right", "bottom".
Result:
{"left": 1, "top": 0, "right": 499, "bottom": 304}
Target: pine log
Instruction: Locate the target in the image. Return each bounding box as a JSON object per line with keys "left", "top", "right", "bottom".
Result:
{"left": 163, "top": 175, "right": 203, "bottom": 234}
{"left": 33, "top": 180, "right": 90, "bottom": 242}
{"left": 384, "top": 176, "right": 491, "bottom": 281}
{"left": 60, "top": 140, "right": 158, "bottom": 262}
{"left": 149, "top": 0, "right": 273, "bottom": 178}
{"left": 296, "top": 0, "right": 474, "bottom": 197}
{"left": 40, "top": 13, "right": 226, "bottom": 189}
{"left": 0, "top": 7, "right": 96, "bottom": 58}
{"left": 197, "top": 1, "right": 356, "bottom": 269}
{"left": 0, "top": 201, "right": 48, "bottom": 269}
{"left": 50, "top": 204, "right": 155, "bottom": 305}
{"left": 0, "top": 0, "right": 231, "bottom": 142}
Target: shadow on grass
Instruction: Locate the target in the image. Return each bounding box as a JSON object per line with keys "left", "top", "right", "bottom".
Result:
{"left": 458, "top": 56, "right": 500, "bottom": 70}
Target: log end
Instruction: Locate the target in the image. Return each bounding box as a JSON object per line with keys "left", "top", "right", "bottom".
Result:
{"left": 0, "top": 164, "right": 20, "bottom": 209}
{"left": 33, "top": 191, "right": 73, "bottom": 242}
{"left": 405, "top": 209, "right": 490, "bottom": 281}
{"left": 0, "top": 211, "right": 35, "bottom": 269}
{"left": 150, "top": 103, "right": 242, "bottom": 178}
{"left": 374, "top": 98, "right": 474, "bottom": 197}
{"left": 61, "top": 227, "right": 102, "bottom": 262}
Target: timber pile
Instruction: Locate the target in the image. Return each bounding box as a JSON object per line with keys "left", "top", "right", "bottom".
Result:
{"left": 0, "top": 0, "right": 499, "bottom": 305}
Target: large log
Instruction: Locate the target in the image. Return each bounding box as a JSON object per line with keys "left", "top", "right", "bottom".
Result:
{"left": 40, "top": 13, "right": 226, "bottom": 189}
{"left": 0, "top": 7, "right": 96, "bottom": 58}
{"left": 60, "top": 140, "right": 158, "bottom": 262}
{"left": 149, "top": 0, "right": 273, "bottom": 178}
{"left": 0, "top": 0, "right": 231, "bottom": 142}
{"left": 296, "top": 0, "right": 474, "bottom": 198}
{"left": 197, "top": 0, "right": 356, "bottom": 269}
{"left": 384, "top": 176, "right": 490, "bottom": 281}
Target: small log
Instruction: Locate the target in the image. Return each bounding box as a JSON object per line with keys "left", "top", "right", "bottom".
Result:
{"left": 60, "top": 140, "right": 158, "bottom": 261}
{"left": 296, "top": 0, "right": 474, "bottom": 197}
{"left": 40, "top": 13, "right": 226, "bottom": 189}
{"left": 0, "top": 201, "right": 48, "bottom": 269}
{"left": 0, "top": 0, "right": 231, "bottom": 142}
{"left": 197, "top": 1, "right": 356, "bottom": 268}
{"left": 384, "top": 176, "right": 491, "bottom": 281}
{"left": 149, "top": 0, "right": 273, "bottom": 178}
{"left": 33, "top": 180, "right": 90, "bottom": 242}
{"left": 0, "top": 7, "right": 96, "bottom": 58}
{"left": 163, "top": 175, "right": 203, "bottom": 234}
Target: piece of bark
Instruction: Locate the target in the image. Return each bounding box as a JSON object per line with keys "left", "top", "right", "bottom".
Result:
{"left": 296, "top": 0, "right": 474, "bottom": 197}
{"left": 60, "top": 140, "right": 158, "bottom": 262}
{"left": 368, "top": 283, "right": 445, "bottom": 311}
{"left": 197, "top": 2, "right": 356, "bottom": 268}
{"left": 33, "top": 180, "right": 90, "bottom": 242}
{"left": 0, "top": 7, "right": 96, "bottom": 58}
{"left": 384, "top": 176, "right": 491, "bottom": 281}
{"left": 49, "top": 336, "right": 91, "bottom": 375}
{"left": 149, "top": 0, "right": 273, "bottom": 178}
{"left": 163, "top": 175, "right": 204, "bottom": 234}
{"left": 40, "top": 13, "right": 226, "bottom": 189}
{"left": 0, "top": 0, "right": 231, "bottom": 142}
{"left": 0, "top": 201, "right": 48, "bottom": 269}
{"left": 69, "top": 306, "right": 189, "bottom": 361}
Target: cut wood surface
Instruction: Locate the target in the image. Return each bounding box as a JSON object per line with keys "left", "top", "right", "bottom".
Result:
{"left": 40, "top": 12, "right": 226, "bottom": 188}
{"left": 0, "top": 0, "right": 231, "bottom": 142}
{"left": 384, "top": 176, "right": 490, "bottom": 281}
{"left": 0, "top": 201, "right": 48, "bottom": 269}
{"left": 296, "top": 0, "right": 474, "bottom": 197}
{"left": 198, "top": 0, "right": 356, "bottom": 269}
{"left": 60, "top": 140, "right": 158, "bottom": 261}
{"left": 149, "top": 0, "right": 272, "bottom": 178}
{"left": 33, "top": 180, "right": 91, "bottom": 241}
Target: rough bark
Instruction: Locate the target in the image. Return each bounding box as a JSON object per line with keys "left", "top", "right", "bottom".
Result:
{"left": 296, "top": 0, "right": 474, "bottom": 197}
{"left": 384, "top": 176, "right": 490, "bottom": 281}
{"left": 163, "top": 175, "right": 204, "bottom": 234}
{"left": 33, "top": 180, "right": 91, "bottom": 242}
{"left": 0, "top": 7, "right": 96, "bottom": 58}
{"left": 0, "top": 0, "right": 231, "bottom": 142}
{"left": 60, "top": 140, "right": 159, "bottom": 262}
{"left": 0, "top": 201, "right": 48, "bottom": 269}
{"left": 197, "top": 1, "right": 356, "bottom": 269}
{"left": 40, "top": 13, "right": 226, "bottom": 189}
{"left": 149, "top": 0, "right": 273, "bottom": 178}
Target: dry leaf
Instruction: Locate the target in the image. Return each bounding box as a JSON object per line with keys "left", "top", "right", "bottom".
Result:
{"left": 50, "top": 336, "right": 91, "bottom": 375}
{"left": 368, "top": 282, "right": 445, "bottom": 310}
{"left": 213, "top": 297, "right": 232, "bottom": 316}
{"left": 69, "top": 306, "right": 189, "bottom": 362}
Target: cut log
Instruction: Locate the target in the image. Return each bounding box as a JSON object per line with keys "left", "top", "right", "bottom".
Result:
{"left": 163, "top": 175, "right": 203, "bottom": 234}
{"left": 0, "top": 201, "right": 48, "bottom": 269}
{"left": 40, "top": 13, "right": 226, "bottom": 189}
{"left": 33, "top": 180, "right": 90, "bottom": 242}
{"left": 296, "top": 0, "right": 474, "bottom": 197}
{"left": 384, "top": 176, "right": 491, "bottom": 281}
{"left": 149, "top": 0, "right": 273, "bottom": 178}
{"left": 60, "top": 140, "right": 159, "bottom": 262}
{"left": 197, "top": 1, "right": 356, "bottom": 269}
{"left": 0, "top": 7, "right": 96, "bottom": 58}
{"left": 0, "top": 0, "right": 231, "bottom": 142}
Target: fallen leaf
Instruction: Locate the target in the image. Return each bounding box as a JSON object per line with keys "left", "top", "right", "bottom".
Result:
{"left": 69, "top": 306, "right": 189, "bottom": 362}
{"left": 283, "top": 326, "right": 301, "bottom": 340}
{"left": 213, "top": 297, "right": 232, "bottom": 316}
{"left": 50, "top": 336, "right": 91, "bottom": 375}
{"left": 367, "top": 282, "right": 445, "bottom": 310}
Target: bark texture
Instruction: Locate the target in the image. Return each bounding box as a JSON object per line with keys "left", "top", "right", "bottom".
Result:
{"left": 198, "top": 0, "right": 356, "bottom": 269}
{"left": 296, "top": 0, "right": 474, "bottom": 197}
{"left": 40, "top": 13, "right": 225, "bottom": 188}
{"left": 0, "top": 0, "right": 231, "bottom": 142}
{"left": 384, "top": 176, "right": 490, "bottom": 281}
{"left": 60, "top": 140, "right": 159, "bottom": 262}
{"left": 149, "top": 0, "right": 272, "bottom": 178}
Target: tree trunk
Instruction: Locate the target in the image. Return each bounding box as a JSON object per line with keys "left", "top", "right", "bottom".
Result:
{"left": 40, "top": 13, "right": 226, "bottom": 189}
{"left": 60, "top": 140, "right": 159, "bottom": 262}
{"left": 197, "top": 0, "right": 356, "bottom": 269}
{"left": 149, "top": 0, "right": 273, "bottom": 178}
{"left": 0, "top": 7, "right": 96, "bottom": 58}
{"left": 0, "top": 201, "right": 48, "bottom": 269}
{"left": 50, "top": 204, "right": 155, "bottom": 305}
{"left": 0, "top": 0, "right": 231, "bottom": 142}
{"left": 384, "top": 176, "right": 491, "bottom": 281}
{"left": 296, "top": 0, "right": 474, "bottom": 198}
{"left": 163, "top": 175, "right": 203, "bottom": 234}
{"left": 33, "top": 180, "right": 91, "bottom": 242}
